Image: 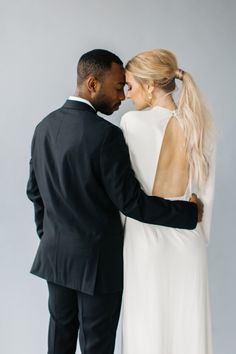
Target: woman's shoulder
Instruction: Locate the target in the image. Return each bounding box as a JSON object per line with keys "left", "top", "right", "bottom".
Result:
{"left": 121, "top": 109, "right": 146, "bottom": 121}
{"left": 120, "top": 110, "right": 141, "bottom": 132}
{"left": 120, "top": 109, "right": 154, "bottom": 127}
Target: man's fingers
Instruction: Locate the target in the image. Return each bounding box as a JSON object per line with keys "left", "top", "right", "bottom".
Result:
{"left": 189, "top": 194, "right": 204, "bottom": 222}
{"left": 189, "top": 193, "right": 197, "bottom": 204}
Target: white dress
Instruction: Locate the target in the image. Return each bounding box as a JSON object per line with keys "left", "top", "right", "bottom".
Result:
{"left": 120, "top": 106, "right": 215, "bottom": 354}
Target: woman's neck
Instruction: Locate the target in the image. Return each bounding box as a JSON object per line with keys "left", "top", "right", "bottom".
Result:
{"left": 151, "top": 92, "right": 177, "bottom": 111}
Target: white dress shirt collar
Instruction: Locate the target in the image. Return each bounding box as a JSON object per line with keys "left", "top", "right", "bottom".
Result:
{"left": 68, "top": 96, "right": 96, "bottom": 111}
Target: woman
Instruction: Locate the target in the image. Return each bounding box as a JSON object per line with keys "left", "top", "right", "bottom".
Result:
{"left": 121, "top": 49, "right": 216, "bottom": 354}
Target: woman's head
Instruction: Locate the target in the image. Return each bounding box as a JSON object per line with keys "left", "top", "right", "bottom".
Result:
{"left": 125, "top": 49, "right": 182, "bottom": 110}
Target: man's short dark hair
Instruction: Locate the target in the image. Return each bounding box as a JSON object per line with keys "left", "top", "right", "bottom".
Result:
{"left": 77, "top": 49, "right": 123, "bottom": 85}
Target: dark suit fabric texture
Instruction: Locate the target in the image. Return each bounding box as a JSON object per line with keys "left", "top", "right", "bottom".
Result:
{"left": 27, "top": 100, "right": 197, "bottom": 296}
{"left": 47, "top": 281, "right": 121, "bottom": 354}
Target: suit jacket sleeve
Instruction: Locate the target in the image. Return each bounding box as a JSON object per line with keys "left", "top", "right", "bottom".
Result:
{"left": 26, "top": 138, "right": 44, "bottom": 238}
{"left": 100, "top": 125, "right": 198, "bottom": 229}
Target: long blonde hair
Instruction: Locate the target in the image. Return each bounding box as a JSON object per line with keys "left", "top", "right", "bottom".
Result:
{"left": 126, "top": 49, "right": 215, "bottom": 190}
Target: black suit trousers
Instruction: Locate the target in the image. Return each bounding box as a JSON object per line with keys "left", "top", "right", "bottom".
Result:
{"left": 47, "top": 282, "right": 122, "bottom": 354}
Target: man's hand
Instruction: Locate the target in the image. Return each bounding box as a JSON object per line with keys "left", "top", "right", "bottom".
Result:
{"left": 189, "top": 193, "right": 204, "bottom": 222}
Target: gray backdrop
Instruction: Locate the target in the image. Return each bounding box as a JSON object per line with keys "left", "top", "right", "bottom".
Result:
{"left": 0, "top": 0, "right": 235, "bottom": 353}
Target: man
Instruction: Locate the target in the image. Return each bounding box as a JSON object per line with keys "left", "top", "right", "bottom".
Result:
{"left": 27, "top": 49, "right": 202, "bottom": 354}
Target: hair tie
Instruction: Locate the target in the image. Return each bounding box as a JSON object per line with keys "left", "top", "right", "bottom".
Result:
{"left": 175, "top": 68, "right": 185, "bottom": 81}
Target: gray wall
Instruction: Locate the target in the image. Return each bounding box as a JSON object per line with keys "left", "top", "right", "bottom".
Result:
{"left": 0, "top": 0, "right": 235, "bottom": 353}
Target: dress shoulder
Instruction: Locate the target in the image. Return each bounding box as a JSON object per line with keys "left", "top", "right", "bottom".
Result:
{"left": 121, "top": 110, "right": 138, "bottom": 127}
{"left": 120, "top": 110, "right": 152, "bottom": 130}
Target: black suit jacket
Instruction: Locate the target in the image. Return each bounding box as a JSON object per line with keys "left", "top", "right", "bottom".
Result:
{"left": 27, "top": 100, "right": 197, "bottom": 295}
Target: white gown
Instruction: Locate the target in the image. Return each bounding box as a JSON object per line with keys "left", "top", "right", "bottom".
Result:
{"left": 120, "top": 106, "right": 215, "bottom": 354}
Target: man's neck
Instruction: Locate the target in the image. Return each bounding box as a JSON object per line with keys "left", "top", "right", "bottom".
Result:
{"left": 74, "top": 88, "right": 90, "bottom": 101}
{"left": 69, "top": 92, "right": 96, "bottom": 111}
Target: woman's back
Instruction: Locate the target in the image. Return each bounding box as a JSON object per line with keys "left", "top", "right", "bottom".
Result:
{"left": 121, "top": 105, "right": 191, "bottom": 200}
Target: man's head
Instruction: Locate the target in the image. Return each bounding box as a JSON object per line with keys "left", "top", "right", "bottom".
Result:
{"left": 76, "top": 49, "right": 125, "bottom": 115}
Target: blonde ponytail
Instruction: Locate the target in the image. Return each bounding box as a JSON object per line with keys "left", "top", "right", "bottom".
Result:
{"left": 177, "top": 71, "right": 215, "bottom": 189}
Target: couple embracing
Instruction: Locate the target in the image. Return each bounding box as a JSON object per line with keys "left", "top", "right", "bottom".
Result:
{"left": 27, "top": 49, "right": 215, "bottom": 354}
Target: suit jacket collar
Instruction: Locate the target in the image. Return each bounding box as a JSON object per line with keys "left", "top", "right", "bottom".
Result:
{"left": 62, "top": 100, "right": 96, "bottom": 113}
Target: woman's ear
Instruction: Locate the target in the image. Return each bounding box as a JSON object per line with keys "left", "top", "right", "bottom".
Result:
{"left": 145, "top": 80, "right": 155, "bottom": 94}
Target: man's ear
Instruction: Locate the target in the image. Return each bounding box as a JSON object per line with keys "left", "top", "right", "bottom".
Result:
{"left": 87, "top": 76, "right": 100, "bottom": 93}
